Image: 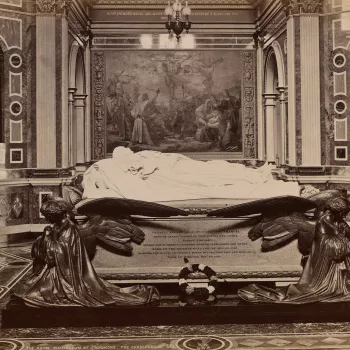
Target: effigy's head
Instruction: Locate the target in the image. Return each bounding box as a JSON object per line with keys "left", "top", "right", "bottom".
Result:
{"left": 325, "top": 197, "right": 350, "bottom": 217}
{"left": 40, "top": 199, "right": 68, "bottom": 223}
{"left": 112, "top": 147, "right": 134, "bottom": 162}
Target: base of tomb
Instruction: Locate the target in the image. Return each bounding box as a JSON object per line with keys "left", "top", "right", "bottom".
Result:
{"left": 3, "top": 295, "right": 350, "bottom": 328}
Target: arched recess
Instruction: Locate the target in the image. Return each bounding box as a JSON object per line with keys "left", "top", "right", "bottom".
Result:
{"left": 263, "top": 41, "right": 287, "bottom": 166}
{"left": 68, "top": 41, "right": 87, "bottom": 168}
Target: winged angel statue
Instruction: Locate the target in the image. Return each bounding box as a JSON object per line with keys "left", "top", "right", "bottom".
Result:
{"left": 13, "top": 181, "right": 187, "bottom": 307}
{"left": 208, "top": 190, "right": 350, "bottom": 304}
{"left": 61, "top": 175, "right": 188, "bottom": 259}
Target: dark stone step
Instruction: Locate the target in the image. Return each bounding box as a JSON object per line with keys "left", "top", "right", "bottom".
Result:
{"left": 3, "top": 296, "right": 350, "bottom": 328}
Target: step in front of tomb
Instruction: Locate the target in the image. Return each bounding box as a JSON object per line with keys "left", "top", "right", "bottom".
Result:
{"left": 3, "top": 298, "right": 350, "bottom": 328}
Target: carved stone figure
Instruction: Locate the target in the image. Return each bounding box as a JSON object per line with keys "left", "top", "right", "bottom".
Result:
{"left": 13, "top": 198, "right": 160, "bottom": 307}
{"left": 82, "top": 147, "right": 299, "bottom": 203}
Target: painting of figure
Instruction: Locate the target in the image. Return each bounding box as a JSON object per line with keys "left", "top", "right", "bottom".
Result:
{"left": 105, "top": 51, "right": 243, "bottom": 154}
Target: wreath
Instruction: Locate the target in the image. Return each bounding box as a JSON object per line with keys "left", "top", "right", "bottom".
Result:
{"left": 178, "top": 258, "right": 218, "bottom": 306}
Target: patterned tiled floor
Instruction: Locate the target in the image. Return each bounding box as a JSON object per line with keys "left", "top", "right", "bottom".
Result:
{"left": 2, "top": 244, "right": 350, "bottom": 350}
{"left": 0, "top": 245, "right": 32, "bottom": 302}
{"left": 5, "top": 333, "right": 350, "bottom": 350}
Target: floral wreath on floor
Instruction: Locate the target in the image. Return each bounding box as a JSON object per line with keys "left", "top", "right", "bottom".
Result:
{"left": 178, "top": 258, "right": 218, "bottom": 306}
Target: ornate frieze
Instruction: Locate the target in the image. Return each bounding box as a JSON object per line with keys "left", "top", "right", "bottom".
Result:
{"left": 242, "top": 52, "right": 256, "bottom": 158}
{"left": 36, "top": 0, "right": 56, "bottom": 13}
{"left": 281, "top": 0, "right": 322, "bottom": 15}
{"left": 90, "top": 0, "right": 253, "bottom": 6}
{"left": 92, "top": 52, "right": 106, "bottom": 160}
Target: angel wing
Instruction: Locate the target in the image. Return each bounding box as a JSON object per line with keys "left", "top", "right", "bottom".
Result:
{"left": 248, "top": 213, "right": 315, "bottom": 255}
{"left": 207, "top": 192, "right": 347, "bottom": 260}
{"left": 78, "top": 214, "right": 145, "bottom": 259}
{"left": 61, "top": 184, "right": 188, "bottom": 259}
{"left": 75, "top": 197, "right": 188, "bottom": 217}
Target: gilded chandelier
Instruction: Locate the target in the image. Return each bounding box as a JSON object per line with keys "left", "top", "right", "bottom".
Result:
{"left": 164, "top": 0, "right": 192, "bottom": 43}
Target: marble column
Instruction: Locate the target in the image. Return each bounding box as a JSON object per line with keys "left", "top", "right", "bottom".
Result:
{"left": 36, "top": 14, "right": 56, "bottom": 168}
{"left": 74, "top": 94, "right": 87, "bottom": 168}
{"left": 263, "top": 93, "right": 278, "bottom": 163}
{"left": 68, "top": 88, "right": 77, "bottom": 167}
{"left": 300, "top": 14, "right": 321, "bottom": 166}
{"left": 84, "top": 40, "right": 91, "bottom": 164}
{"left": 277, "top": 87, "right": 287, "bottom": 165}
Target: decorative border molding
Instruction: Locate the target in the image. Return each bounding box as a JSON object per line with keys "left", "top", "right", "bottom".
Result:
{"left": 92, "top": 51, "right": 106, "bottom": 160}
{"left": 242, "top": 51, "right": 256, "bottom": 158}
{"left": 10, "top": 119, "right": 23, "bottom": 143}
{"left": 9, "top": 101, "right": 22, "bottom": 116}
{"left": 333, "top": 71, "right": 347, "bottom": 96}
{"left": 334, "top": 99, "right": 347, "bottom": 114}
{"left": 294, "top": 16, "right": 302, "bottom": 165}
{"left": 9, "top": 72, "right": 22, "bottom": 97}
{"left": 335, "top": 146, "right": 348, "bottom": 161}
{"left": 9, "top": 148, "right": 23, "bottom": 163}
{"left": 98, "top": 270, "right": 302, "bottom": 280}
{"left": 9, "top": 53, "right": 22, "bottom": 68}
{"left": 334, "top": 118, "right": 347, "bottom": 141}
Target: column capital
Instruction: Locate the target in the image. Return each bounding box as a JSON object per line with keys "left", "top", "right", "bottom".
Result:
{"left": 74, "top": 94, "right": 87, "bottom": 108}
{"left": 277, "top": 87, "right": 286, "bottom": 101}
{"left": 263, "top": 93, "right": 278, "bottom": 107}
{"left": 68, "top": 88, "right": 77, "bottom": 102}
{"left": 281, "top": 0, "right": 322, "bottom": 16}
{"left": 36, "top": 0, "right": 72, "bottom": 15}
{"left": 74, "top": 93, "right": 88, "bottom": 100}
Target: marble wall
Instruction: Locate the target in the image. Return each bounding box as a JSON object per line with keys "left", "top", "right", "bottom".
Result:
{"left": 0, "top": 2, "right": 35, "bottom": 169}
{"left": 321, "top": 0, "right": 350, "bottom": 165}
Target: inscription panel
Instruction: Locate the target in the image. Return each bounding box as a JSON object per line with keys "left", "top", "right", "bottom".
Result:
{"left": 93, "top": 218, "right": 303, "bottom": 280}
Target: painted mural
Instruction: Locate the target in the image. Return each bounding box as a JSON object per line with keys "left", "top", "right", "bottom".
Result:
{"left": 105, "top": 51, "right": 243, "bottom": 154}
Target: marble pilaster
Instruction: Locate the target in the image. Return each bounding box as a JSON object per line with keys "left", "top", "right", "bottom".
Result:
{"left": 300, "top": 14, "right": 321, "bottom": 166}
{"left": 286, "top": 16, "right": 296, "bottom": 166}
{"left": 36, "top": 16, "right": 56, "bottom": 168}
{"left": 61, "top": 15, "right": 69, "bottom": 169}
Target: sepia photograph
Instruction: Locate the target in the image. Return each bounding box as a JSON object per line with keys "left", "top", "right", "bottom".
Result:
{"left": 1, "top": 0, "right": 350, "bottom": 349}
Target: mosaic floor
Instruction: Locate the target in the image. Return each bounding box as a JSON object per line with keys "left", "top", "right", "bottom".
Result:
{"left": 2, "top": 243, "right": 350, "bottom": 350}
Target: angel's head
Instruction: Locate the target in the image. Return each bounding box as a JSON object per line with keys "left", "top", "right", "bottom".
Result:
{"left": 325, "top": 197, "right": 350, "bottom": 218}
{"left": 40, "top": 199, "right": 68, "bottom": 224}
